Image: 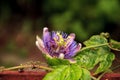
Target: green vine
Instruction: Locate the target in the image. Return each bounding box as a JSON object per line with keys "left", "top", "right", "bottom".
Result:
{"left": 80, "top": 43, "right": 109, "bottom": 52}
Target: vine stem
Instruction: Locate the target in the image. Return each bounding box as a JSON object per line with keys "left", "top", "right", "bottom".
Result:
{"left": 91, "top": 70, "right": 109, "bottom": 80}
{"left": 91, "top": 76, "right": 97, "bottom": 80}
{"left": 96, "top": 70, "right": 111, "bottom": 80}
{"left": 3, "top": 65, "right": 53, "bottom": 71}
{"left": 90, "top": 64, "right": 120, "bottom": 80}
{"left": 111, "top": 64, "right": 120, "bottom": 71}
{"left": 80, "top": 43, "right": 109, "bottom": 52}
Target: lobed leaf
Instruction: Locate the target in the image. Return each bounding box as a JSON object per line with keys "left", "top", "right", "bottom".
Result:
{"left": 84, "top": 35, "right": 108, "bottom": 46}
{"left": 109, "top": 39, "right": 120, "bottom": 51}
{"left": 75, "top": 35, "right": 115, "bottom": 74}
{"left": 43, "top": 65, "right": 68, "bottom": 80}
{"left": 95, "top": 52, "right": 115, "bottom": 74}
{"left": 43, "top": 64, "right": 91, "bottom": 80}
{"left": 80, "top": 68, "right": 91, "bottom": 80}
{"left": 75, "top": 49, "right": 100, "bottom": 70}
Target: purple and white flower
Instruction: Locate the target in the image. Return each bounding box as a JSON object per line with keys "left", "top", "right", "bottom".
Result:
{"left": 36, "top": 27, "right": 81, "bottom": 60}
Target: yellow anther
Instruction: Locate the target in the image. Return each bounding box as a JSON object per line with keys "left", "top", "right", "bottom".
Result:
{"left": 54, "top": 32, "right": 65, "bottom": 46}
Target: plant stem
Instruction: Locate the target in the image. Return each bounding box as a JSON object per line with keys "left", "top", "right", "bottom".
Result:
{"left": 96, "top": 70, "right": 109, "bottom": 80}
{"left": 111, "top": 64, "right": 120, "bottom": 71}
{"left": 80, "top": 43, "right": 109, "bottom": 52}
{"left": 91, "top": 64, "right": 120, "bottom": 80}
{"left": 3, "top": 65, "right": 53, "bottom": 71}
{"left": 91, "top": 76, "right": 97, "bottom": 80}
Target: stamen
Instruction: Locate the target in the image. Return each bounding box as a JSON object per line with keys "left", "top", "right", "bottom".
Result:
{"left": 54, "top": 32, "right": 65, "bottom": 46}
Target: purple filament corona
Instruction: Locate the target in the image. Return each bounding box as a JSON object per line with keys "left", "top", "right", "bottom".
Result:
{"left": 36, "top": 27, "right": 81, "bottom": 59}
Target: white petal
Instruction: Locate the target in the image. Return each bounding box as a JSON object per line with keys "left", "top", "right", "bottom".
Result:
{"left": 36, "top": 35, "right": 44, "bottom": 47}
{"left": 36, "top": 36, "right": 48, "bottom": 53}
{"left": 43, "top": 27, "right": 49, "bottom": 35}
{"left": 43, "top": 27, "right": 51, "bottom": 42}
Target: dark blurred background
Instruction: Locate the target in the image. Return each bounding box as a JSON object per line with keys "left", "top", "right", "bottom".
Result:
{"left": 0, "top": 0, "right": 120, "bottom": 68}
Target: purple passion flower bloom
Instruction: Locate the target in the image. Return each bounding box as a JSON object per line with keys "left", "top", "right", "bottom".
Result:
{"left": 36, "top": 27, "right": 81, "bottom": 60}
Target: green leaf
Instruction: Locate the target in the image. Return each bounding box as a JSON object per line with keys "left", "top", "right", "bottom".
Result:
{"left": 95, "top": 52, "right": 115, "bottom": 74}
{"left": 43, "top": 64, "right": 83, "bottom": 80}
{"left": 84, "top": 35, "right": 108, "bottom": 46}
{"left": 80, "top": 68, "right": 91, "bottom": 80}
{"left": 70, "top": 64, "right": 83, "bottom": 80}
{"left": 109, "top": 39, "right": 120, "bottom": 51}
{"left": 75, "top": 49, "right": 99, "bottom": 70}
{"left": 43, "top": 65, "right": 68, "bottom": 80}
{"left": 75, "top": 35, "right": 115, "bottom": 74}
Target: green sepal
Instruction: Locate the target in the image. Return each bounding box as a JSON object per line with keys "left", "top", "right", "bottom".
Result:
{"left": 45, "top": 55, "right": 71, "bottom": 66}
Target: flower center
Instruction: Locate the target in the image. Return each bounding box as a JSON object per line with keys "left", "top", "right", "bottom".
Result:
{"left": 54, "top": 32, "right": 65, "bottom": 47}
{"left": 52, "top": 32, "right": 67, "bottom": 58}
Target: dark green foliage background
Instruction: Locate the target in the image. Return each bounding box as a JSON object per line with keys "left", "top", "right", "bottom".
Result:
{"left": 0, "top": 0, "right": 120, "bottom": 67}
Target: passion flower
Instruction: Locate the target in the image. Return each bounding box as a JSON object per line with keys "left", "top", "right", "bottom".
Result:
{"left": 36, "top": 27, "right": 81, "bottom": 60}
